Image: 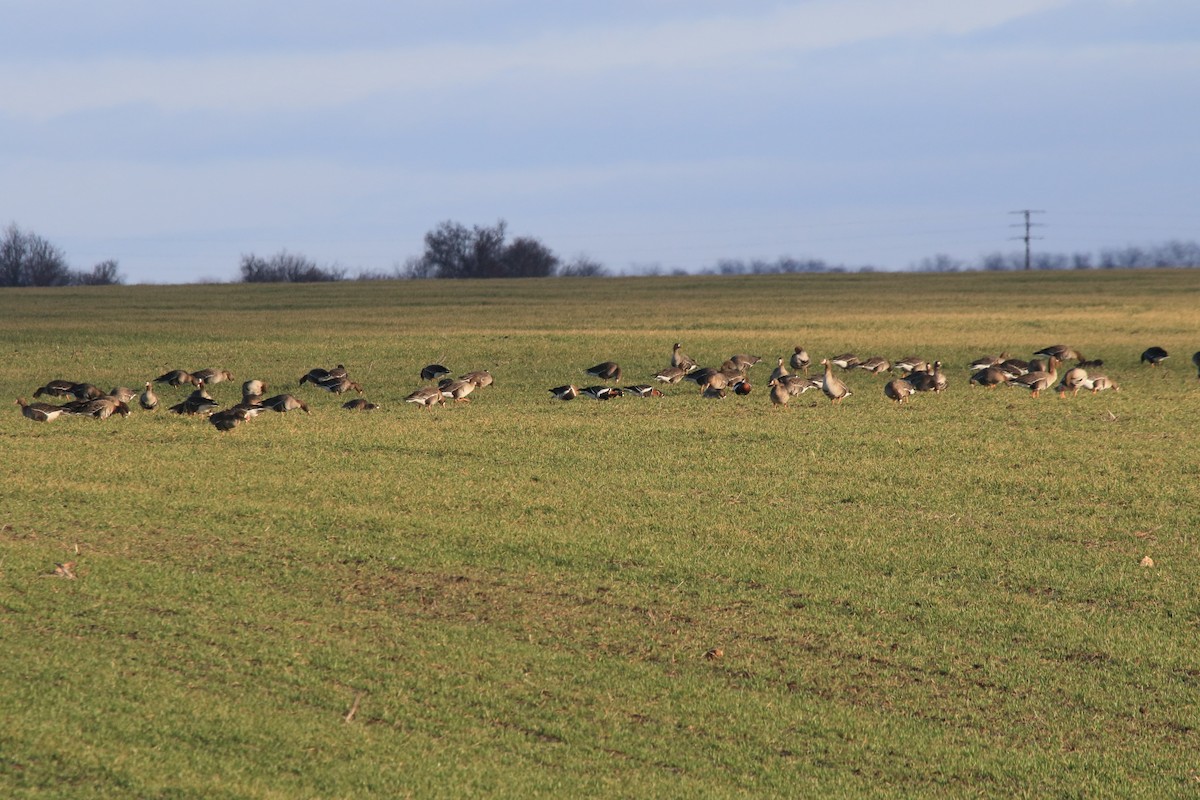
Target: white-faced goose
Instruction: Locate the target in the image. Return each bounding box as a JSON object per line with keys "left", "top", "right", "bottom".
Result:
{"left": 420, "top": 364, "right": 450, "bottom": 382}
{"left": 139, "top": 382, "right": 159, "bottom": 410}
{"left": 969, "top": 367, "right": 1009, "bottom": 388}
{"left": 261, "top": 394, "right": 310, "bottom": 414}
{"left": 671, "top": 343, "right": 698, "bottom": 372}
{"left": 769, "top": 358, "right": 789, "bottom": 382}
{"left": 154, "top": 370, "right": 198, "bottom": 387}
{"left": 16, "top": 398, "right": 66, "bottom": 422}
{"left": 892, "top": 356, "right": 927, "bottom": 375}
{"left": 789, "top": 346, "right": 811, "bottom": 375}
{"left": 1057, "top": 367, "right": 1088, "bottom": 398}
{"left": 583, "top": 385, "right": 623, "bottom": 400}
{"left": 884, "top": 379, "right": 913, "bottom": 404}
{"left": 405, "top": 387, "right": 446, "bottom": 408}
{"left": 819, "top": 359, "right": 851, "bottom": 403}
{"left": 624, "top": 385, "right": 663, "bottom": 397}
{"left": 242, "top": 379, "right": 268, "bottom": 398}
{"left": 904, "top": 361, "right": 945, "bottom": 393}
{"left": 342, "top": 399, "right": 380, "bottom": 411}
{"left": 548, "top": 384, "right": 579, "bottom": 401}
{"left": 1140, "top": 346, "right": 1169, "bottom": 366}
{"left": 654, "top": 366, "right": 688, "bottom": 384}
{"left": 1013, "top": 356, "right": 1059, "bottom": 398}
{"left": 768, "top": 378, "right": 790, "bottom": 409}
{"left": 192, "top": 368, "right": 233, "bottom": 385}
{"left": 585, "top": 362, "right": 622, "bottom": 382}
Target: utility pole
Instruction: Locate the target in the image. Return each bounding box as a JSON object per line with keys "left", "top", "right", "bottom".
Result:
{"left": 1009, "top": 210, "right": 1045, "bottom": 271}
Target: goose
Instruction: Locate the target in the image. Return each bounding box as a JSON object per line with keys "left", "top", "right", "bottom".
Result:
{"left": 228, "top": 399, "right": 268, "bottom": 417}
{"left": 548, "top": 384, "right": 579, "bottom": 401}
{"left": 819, "top": 359, "right": 851, "bottom": 403}
{"left": 624, "top": 385, "right": 663, "bottom": 398}
{"left": 405, "top": 387, "right": 446, "bottom": 408}
{"left": 654, "top": 366, "right": 688, "bottom": 384}
{"left": 1057, "top": 367, "right": 1088, "bottom": 398}
{"left": 139, "top": 382, "right": 159, "bottom": 410}
{"left": 891, "top": 356, "right": 927, "bottom": 374}
{"left": 768, "top": 378, "right": 791, "bottom": 409}
{"left": 884, "top": 379, "right": 913, "bottom": 404}
{"left": 260, "top": 394, "right": 311, "bottom": 413}
{"left": 1082, "top": 375, "right": 1119, "bottom": 394}
{"left": 904, "top": 361, "right": 945, "bottom": 393}
{"left": 671, "top": 343, "right": 698, "bottom": 372}
{"left": 780, "top": 375, "right": 822, "bottom": 396}
{"left": 1140, "top": 346, "right": 1169, "bottom": 366}
{"left": 316, "top": 377, "right": 364, "bottom": 395}
{"left": 420, "top": 364, "right": 450, "bottom": 382}
{"left": 107, "top": 387, "right": 138, "bottom": 404}
{"left": 68, "top": 396, "right": 130, "bottom": 419}
{"left": 585, "top": 362, "right": 622, "bottom": 382}
{"left": 459, "top": 370, "right": 494, "bottom": 388}
{"left": 998, "top": 358, "right": 1030, "bottom": 378}
{"left": 969, "top": 366, "right": 1010, "bottom": 388}
{"left": 731, "top": 377, "right": 752, "bottom": 395}
{"left": 684, "top": 367, "right": 718, "bottom": 386}
{"left": 154, "top": 370, "right": 198, "bottom": 387}
{"left": 192, "top": 368, "right": 233, "bottom": 385}
{"left": 830, "top": 353, "right": 860, "bottom": 370}
{"left": 1193, "top": 351, "right": 1200, "bottom": 379}
{"left": 66, "top": 383, "right": 104, "bottom": 400}
{"left": 342, "top": 398, "right": 380, "bottom": 411}
{"left": 168, "top": 394, "right": 220, "bottom": 416}
{"left": 727, "top": 354, "right": 762, "bottom": 371}
{"left": 1035, "top": 345, "right": 1084, "bottom": 362}
{"left": 701, "top": 385, "right": 726, "bottom": 399}
{"left": 769, "top": 358, "right": 789, "bottom": 382}
{"left": 699, "top": 371, "right": 729, "bottom": 395}
{"left": 582, "top": 385, "right": 623, "bottom": 400}
{"left": 856, "top": 356, "right": 891, "bottom": 374}
{"left": 209, "top": 407, "right": 250, "bottom": 431}
{"left": 1013, "top": 356, "right": 1059, "bottom": 398}
{"left": 299, "top": 365, "right": 347, "bottom": 386}
{"left": 15, "top": 398, "right": 66, "bottom": 422}
{"left": 968, "top": 353, "right": 1008, "bottom": 371}
{"left": 242, "top": 379, "right": 268, "bottom": 398}
{"left": 440, "top": 379, "right": 476, "bottom": 403}
{"left": 33, "top": 379, "right": 78, "bottom": 399}
{"left": 789, "top": 346, "right": 811, "bottom": 375}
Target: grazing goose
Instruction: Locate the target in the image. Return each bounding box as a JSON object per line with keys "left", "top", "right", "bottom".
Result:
{"left": 1013, "top": 356, "right": 1059, "bottom": 398}
{"left": 1027, "top": 358, "right": 1048, "bottom": 375}
{"left": 440, "top": 379, "right": 476, "bottom": 403}
{"left": 420, "top": 364, "right": 450, "bottom": 382}
{"left": 904, "top": 361, "right": 945, "bottom": 393}
{"left": 242, "top": 379, "right": 268, "bottom": 398}
{"left": 1035, "top": 345, "right": 1085, "bottom": 362}
{"left": 209, "top": 407, "right": 251, "bottom": 431}
{"left": 624, "top": 385, "right": 663, "bottom": 398}
{"left": 108, "top": 387, "right": 138, "bottom": 404}
{"left": 33, "top": 379, "right": 78, "bottom": 399}
{"left": 548, "top": 384, "right": 579, "bottom": 401}
{"left": 699, "top": 371, "right": 730, "bottom": 395}
{"left": 1140, "top": 346, "right": 1169, "bottom": 366}
{"left": 768, "top": 378, "right": 790, "bottom": 409}
{"left": 780, "top": 375, "right": 822, "bottom": 396}
{"left": 260, "top": 394, "right": 311, "bottom": 414}
{"left": 654, "top": 366, "right": 688, "bottom": 384}
{"left": 1082, "top": 375, "right": 1119, "bottom": 394}
{"left": 998, "top": 358, "right": 1030, "bottom": 378}
{"left": 830, "top": 353, "right": 860, "bottom": 370}
{"left": 769, "top": 358, "right": 789, "bottom": 382}
{"left": 727, "top": 354, "right": 762, "bottom": 371}
{"left": 65, "top": 383, "right": 104, "bottom": 401}
{"left": 891, "top": 356, "right": 927, "bottom": 374}
{"left": 139, "top": 382, "right": 159, "bottom": 410}
{"left": 585, "top": 362, "right": 622, "bottom": 382}
{"left": 671, "top": 343, "right": 698, "bottom": 372}
{"left": 789, "top": 346, "right": 811, "bottom": 375}
{"left": 299, "top": 365, "right": 347, "bottom": 385}
{"left": 684, "top": 367, "right": 718, "bottom": 386}
{"left": 582, "top": 385, "right": 623, "bottom": 400}
{"left": 168, "top": 394, "right": 219, "bottom": 416}
{"left": 192, "top": 368, "right": 233, "bottom": 385}
{"left": 856, "top": 356, "right": 891, "bottom": 374}
{"left": 459, "top": 370, "right": 494, "bottom": 388}
{"left": 731, "top": 377, "right": 752, "bottom": 395}
{"left": 316, "top": 377, "right": 364, "bottom": 395}
{"left": 16, "top": 398, "right": 66, "bottom": 422}
{"left": 968, "top": 353, "right": 1008, "bottom": 371}
{"left": 969, "top": 366, "right": 1010, "bottom": 388}
{"left": 819, "top": 359, "right": 851, "bottom": 403}
{"left": 154, "top": 370, "right": 198, "bottom": 387}
{"left": 883, "top": 379, "right": 913, "bottom": 404}
{"left": 1057, "top": 367, "right": 1088, "bottom": 398}
{"left": 701, "top": 385, "right": 726, "bottom": 399}
{"left": 1193, "top": 351, "right": 1200, "bottom": 379}
{"left": 68, "top": 396, "right": 130, "bottom": 419}
{"left": 405, "top": 387, "right": 446, "bottom": 408}
{"left": 342, "top": 398, "right": 380, "bottom": 411}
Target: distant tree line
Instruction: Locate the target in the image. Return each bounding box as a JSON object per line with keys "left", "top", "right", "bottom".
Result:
{"left": 0, "top": 223, "right": 123, "bottom": 287}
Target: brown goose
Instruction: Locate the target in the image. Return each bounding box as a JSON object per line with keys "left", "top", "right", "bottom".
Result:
{"left": 884, "top": 379, "right": 913, "bottom": 404}
{"left": 892, "top": 356, "right": 927, "bottom": 374}
{"left": 108, "top": 387, "right": 138, "bottom": 404}
{"left": 16, "top": 398, "right": 66, "bottom": 422}
{"left": 192, "top": 368, "right": 233, "bottom": 385}
{"left": 856, "top": 356, "right": 891, "bottom": 374}
{"left": 300, "top": 365, "right": 347, "bottom": 385}
{"left": 727, "top": 354, "right": 762, "bottom": 371}
{"left": 63, "top": 383, "right": 104, "bottom": 401}
{"left": 698, "top": 371, "right": 730, "bottom": 395}
{"left": 768, "top": 378, "right": 790, "bottom": 409}
{"left": 654, "top": 366, "right": 688, "bottom": 384}
{"left": 789, "top": 346, "right": 811, "bottom": 375}
{"left": 405, "top": 387, "right": 446, "bottom": 408}
{"left": 209, "top": 407, "right": 251, "bottom": 431}
{"left": 67, "top": 396, "right": 130, "bottom": 419}
{"left": 342, "top": 398, "right": 380, "bottom": 411}
{"left": 904, "top": 361, "right": 945, "bottom": 393}
{"left": 1013, "top": 356, "right": 1059, "bottom": 398}
{"left": 830, "top": 353, "right": 860, "bottom": 370}
{"left": 459, "top": 370, "right": 494, "bottom": 388}
{"left": 139, "top": 382, "right": 159, "bottom": 410}
{"left": 1080, "top": 375, "right": 1119, "bottom": 394}
{"left": 1057, "top": 366, "right": 1088, "bottom": 398}
{"left": 769, "top": 358, "right": 789, "bottom": 382}
{"left": 779, "top": 375, "right": 821, "bottom": 396}
{"left": 819, "top": 359, "right": 851, "bottom": 403}
{"left": 968, "top": 352, "right": 1008, "bottom": 371}
{"left": 242, "top": 379, "right": 268, "bottom": 398}
{"left": 440, "top": 379, "right": 476, "bottom": 403}
{"left": 154, "top": 370, "right": 198, "bottom": 387}
{"left": 671, "top": 343, "right": 698, "bottom": 372}
{"left": 316, "top": 377, "right": 364, "bottom": 395}
{"left": 168, "top": 393, "right": 219, "bottom": 416}
{"left": 260, "top": 394, "right": 310, "bottom": 414}
{"left": 585, "top": 362, "right": 622, "bottom": 382}
{"left": 548, "top": 384, "right": 579, "bottom": 401}
{"left": 969, "top": 366, "right": 1009, "bottom": 388}
{"left": 33, "top": 379, "right": 78, "bottom": 399}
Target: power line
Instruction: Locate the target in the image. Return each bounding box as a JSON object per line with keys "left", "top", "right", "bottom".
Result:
{"left": 1009, "top": 209, "right": 1045, "bottom": 271}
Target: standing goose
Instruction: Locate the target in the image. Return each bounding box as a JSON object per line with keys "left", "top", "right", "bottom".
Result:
{"left": 884, "top": 379, "right": 913, "bottom": 404}
{"left": 16, "top": 398, "right": 67, "bottom": 422}
{"left": 1013, "top": 356, "right": 1059, "bottom": 398}
{"left": 107, "top": 387, "right": 138, "bottom": 404}
{"left": 440, "top": 379, "right": 477, "bottom": 403}
{"left": 192, "top": 368, "right": 233, "bottom": 385}
{"left": 769, "top": 358, "right": 789, "bottom": 382}
{"left": 1140, "top": 346, "right": 1169, "bottom": 366}
{"left": 789, "top": 346, "right": 811, "bottom": 376}
{"left": 968, "top": 353, "right": 1008, "bottom": 371}
{"left": 585, "top": 362, "right": 622, "bottom": 382}
{"left": 904, "top": 361, "right": 945, "bottom": 393}
{"left": 66, "top": 383, "right": 104, "bottom": 401}
{"left": 405, "top": 387, "right": 446, "bottom": 408}
{"left": 727, "top": 354, "right": 762, "bottom": 371}
{"left": 209, "top": 407, "right": 251, "bottom": 431}
{"left": 260, "top": 394, "right": 311, "bottom": 414}
{"left": 548, "top": 385, "right": 579, "bottom": 401}
{"left": 671, "top": 343, "right": 698, "bottom": 372}
{"left": 139, "top": 382, "right": 159, "bottom": 410}
{"left": 819, "top": 359, "right": 851, "bottom": 404}
{"left": 768, "top": 378, "right": 791, "bottom": 409}
{"left": 779, "top": 375, "right": 822, "bottom": 396}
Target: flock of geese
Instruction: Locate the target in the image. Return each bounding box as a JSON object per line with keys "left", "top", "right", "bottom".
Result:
{"left": 12, "top": 344, "right": 1195, "bottom": 428}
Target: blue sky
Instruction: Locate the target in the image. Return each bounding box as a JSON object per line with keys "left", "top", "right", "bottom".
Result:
{"left": 2, "top": 0, "right": 1197, "bottom": 283}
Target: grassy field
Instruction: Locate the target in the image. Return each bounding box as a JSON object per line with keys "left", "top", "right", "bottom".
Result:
{"left": 1, "top": 270, "right": 1198, "bottom": 798}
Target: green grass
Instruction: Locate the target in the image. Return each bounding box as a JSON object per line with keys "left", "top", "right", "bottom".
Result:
{"left": 2, "top": 270, "right": 1199, "bottom": 798}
